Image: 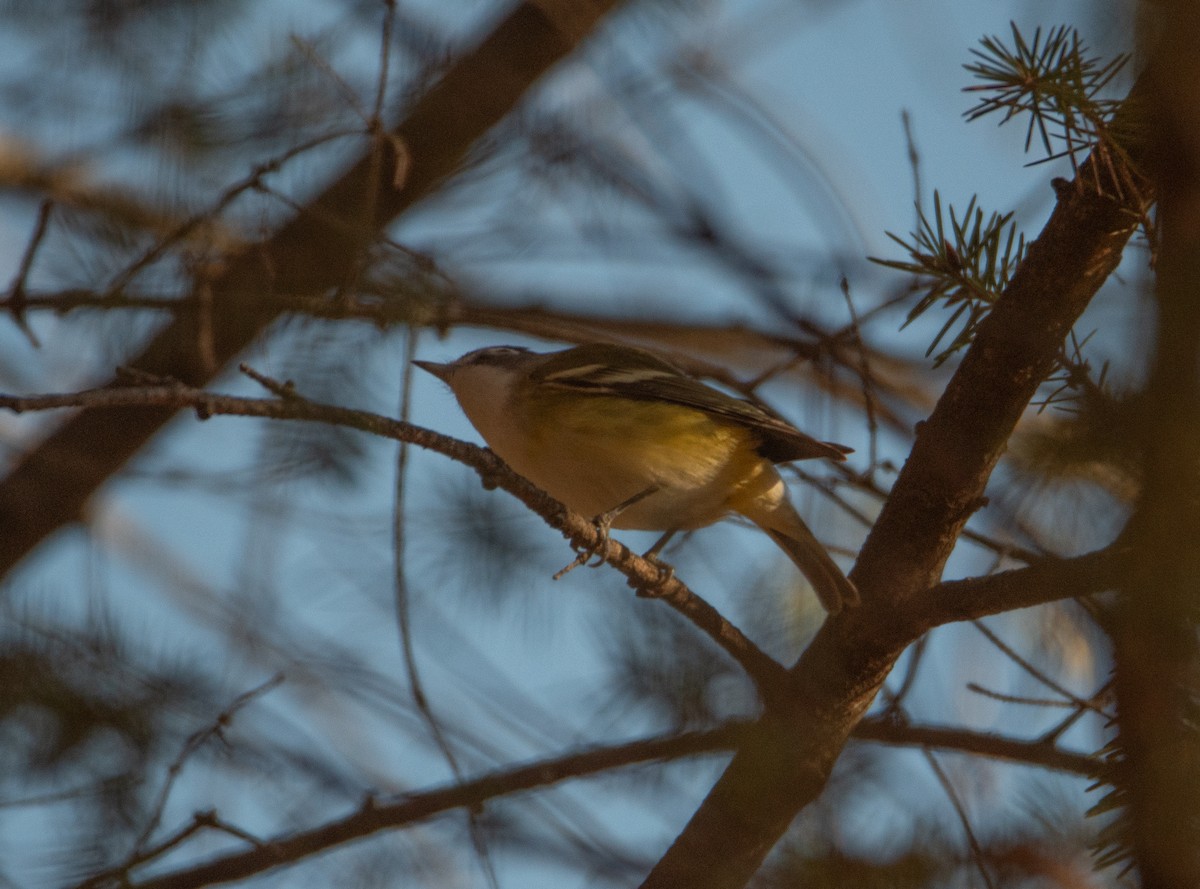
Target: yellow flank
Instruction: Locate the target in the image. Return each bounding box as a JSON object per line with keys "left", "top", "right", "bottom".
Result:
{"left": 506, "top": 389, "right": 770, "bottom": 530}
{"left": 534, "top": 392, "right": 739, "bottom": 466}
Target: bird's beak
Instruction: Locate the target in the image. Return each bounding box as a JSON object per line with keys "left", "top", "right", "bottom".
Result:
{"left": 412, "top": 359, "right": 452, "bottom": 382}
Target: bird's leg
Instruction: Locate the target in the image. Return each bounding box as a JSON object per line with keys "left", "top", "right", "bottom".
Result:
{"left": 639, "top": 529, "right": 677, "bottom": 588}
{"left": 553, "top": 485, "right": 660, "bottom": 580}
{"left": 598, "top": 485, "right": 662, "bottom": 528}
{"left": 643, "top": 529, "right": 675, "bottom": 559}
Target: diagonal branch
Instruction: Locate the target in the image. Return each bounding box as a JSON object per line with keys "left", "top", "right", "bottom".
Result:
{"left": 0, "top": 378, "right": 1129, "bottom": 700}
{"left": 112, "top": 724, "right": 752, "bottom": 889}
{"left": 639, "top": 83, "right": 1153, "bottom": 889}
{"left": 0, "top": 0, "right": 628, "bottom": 581}
{"left": 101, "top": 718, "right": 1093, "bottom": 889}
{"left": 0, "top": 378, "right": 790, "bottom": 699}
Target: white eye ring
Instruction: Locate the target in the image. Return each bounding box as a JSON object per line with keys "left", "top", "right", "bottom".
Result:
{"left": 461, "top": 346, "right": 529, "bottom": 365}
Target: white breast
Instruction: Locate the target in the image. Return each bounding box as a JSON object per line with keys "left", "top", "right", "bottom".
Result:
{"left": 445, "top": 363, "right": 531, "bottom": 466}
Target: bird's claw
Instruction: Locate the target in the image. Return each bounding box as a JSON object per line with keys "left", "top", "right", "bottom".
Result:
{"left": 636, "top": 550, "right": 675, "bottom": 595}
{"left": 553, "top": 513, "right": 615, "bottom": 580}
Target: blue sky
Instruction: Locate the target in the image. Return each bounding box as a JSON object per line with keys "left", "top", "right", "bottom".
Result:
{"left": 0, "top": 1, "right": 1138, "bottom": 885}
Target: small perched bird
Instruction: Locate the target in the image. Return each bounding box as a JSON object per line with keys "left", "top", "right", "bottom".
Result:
{"left": 414, "top": 342, "right": 859, "bottom": 614}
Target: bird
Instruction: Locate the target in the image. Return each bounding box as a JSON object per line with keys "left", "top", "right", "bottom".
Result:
{"left": 414, "top": 342, "right": 859, "bottom": 613}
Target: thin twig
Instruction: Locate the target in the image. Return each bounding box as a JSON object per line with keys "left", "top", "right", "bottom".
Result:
{"left": 114, "top": 718, "right": 1095, "bottom": 889}
{"left": 0, "top": 381, "right": 790, "bottom": 701}
{"left": 0, "top": 285, "right": 923, "bottom": 435}
{"left": 884, "top": 635, "right": 928, "bottom": 713}
{"left": 839, "top": 275, "right": 880, "bottom": 471}
{"left": 394, "top": 331, "right": 433, "bottom": 736}
{"left": 0, "top": 774, "right": 136, "bottom": 810}
{"left": 809, "top": 461, "right": 1050, "bottom": 566}
{"left": 131, "top": 674, "right": 285, "bottom": 855}
{"left": 1039, "top": 677, "right": 1113, "bottom": 743}
{"left": 966, "top": 683, "right": 1078, "bottom": 707}
{"left": 394, "top": 332, "right": 501, "bottom": 888}
{"left": 922, "top": 748, "right": 998, "bottom": 889}
{"left": 291, "top": 35, "right": 370, "bottom": 122}
{"left": 901, "top": 108, "right": 923, "bottom": 219}
{"left": 972, "top": 620, "right": 1112, "bottom": 718}
{"left": 77, "top": 810, "right": 267, "bottom": 889}
{"left": 102, "top": 130, "right": 356, "bottom": 298}
{"left": 373, "top": 0, "right": 397, "bottom": 122}
{"left": 854, "top": 719, "right": 1096, "bottom": 775}
{"left": 5, "top": 198, "right": 53, "bottom": 347}
{"left": 80, "top": 814, "right": 211, "bottom": 889}
{"left": 238, "top": 363, "right": 298, "bottom": 399}
{"left": 920, "top": 547, "right": 1123, "bottom": 622}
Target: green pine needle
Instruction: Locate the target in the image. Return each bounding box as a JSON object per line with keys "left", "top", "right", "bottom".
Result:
{"left": 870, "top": 192, "right": 1025, "bottom": 366}
{"left": 964, "top": 22, "right": 1129, "bottom": 165}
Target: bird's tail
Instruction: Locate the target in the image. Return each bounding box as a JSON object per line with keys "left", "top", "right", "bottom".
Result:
{"left": 756, "top": 502, "right": 859, "bottom": 615}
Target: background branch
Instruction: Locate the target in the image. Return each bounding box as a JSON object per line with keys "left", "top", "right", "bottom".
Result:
{"left": 0, "top": 378, "right": 791, "bottom": 698}
{"left": 916, "top": 546, "right": 1125, "bottom": 628}
{"left": 108, "top": 718, "right": 1094, "bottom": 889}
{"left": 0, "top": 0, "right": 628, "bottom": 581}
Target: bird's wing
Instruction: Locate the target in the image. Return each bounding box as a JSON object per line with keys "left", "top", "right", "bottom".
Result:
{"left": 533, "top": 344, "right": 851, "bottom": 463}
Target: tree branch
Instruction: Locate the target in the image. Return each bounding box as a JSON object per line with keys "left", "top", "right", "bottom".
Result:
{"left": 0, "top": 0, "right": 628, "bottom": 581}
{"left": 854, "top": 718, "right": 1097, "bottom": 776}
{"left": 0, "top": 286, "right": 926, "bottom": 437}
{"left": 0, "top": 377, "right": 791, "bottom": 700}
{"left": 639, "top": 81, "right": 1153, "bottom": 889}
{"left": 97, "top": 718, "right": 1092, "bottom": 889}
{"left": 1111, "top": 10, "right": 1200, "bottom": 885}
{"left": 1, "top": 376, "right": 1128, "bottom": 701}
{"left": 114, "top": 724, "right": 750, "bottom": 889}
{"left": 916, "top": 546, "right": 1126, "bottom": 629}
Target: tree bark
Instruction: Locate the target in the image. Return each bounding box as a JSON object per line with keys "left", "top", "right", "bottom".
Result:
{"left": 640, "top": 94, "right": 1152, "bottom": 889}
{"left": 1113, "top": 5, "right": 1200, "bottom": 885}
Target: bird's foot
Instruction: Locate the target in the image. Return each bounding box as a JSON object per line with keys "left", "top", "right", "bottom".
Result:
{"left": 553, "top": 512, "right": 616, "bottom": 580}
{"left": 634, "top": 549, "right": 676, "bottom": 596}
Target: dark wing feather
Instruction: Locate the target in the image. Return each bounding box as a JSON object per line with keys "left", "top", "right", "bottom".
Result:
{"left": 533, "top": 344, "right": 851, "bottom": 464}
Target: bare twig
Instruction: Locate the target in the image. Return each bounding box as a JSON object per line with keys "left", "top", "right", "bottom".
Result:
{"left": 80, "top": 813, "right": 212, "bottom": 889}
{"left": 972, "top": 621, "right": 1112, "bottom": 719}
{"left": 111, "top": 717, "right": 1093, "bottom": 889}
{"left": 0, "top": 381, "right": 790, "bottom": 701}
{"left": 966, "top": 683, "right": 1079, "bottom": 707}
{"left": 854, "top": 718, "right": 1096, "bottom": 775}
{"left": 917, "top": 546, "right": 1125, "bottom": 626}
{"left": 5, "top": 197, "right": 52, "bottom": 346}
{"left": 373, "top": 0, "right": 397, "bottom": 122}
{"left": 0, "top": 285, "right": 925, "bottom": 437}
{"left": 102, "top": 130, "right": 356, "bottom": 299}
{"left": 132, "top": 674, "right": 285, "bottom": 855}
{"left": 901, "top": 108, "right": 924, "bottom": 219}
{"left": 77, "top": 810, "right": 267, "bottom": 889}
{"left": 923, "top": 748, "right": 998, "bottom": 889}
{"left": 393, "top": 331, "right": 499, "bottom": 887}
{"left": 124, "top": 723, "right": 748, "bottom": 889}
{"left": 884, "top": 635, "right": 928, "bottom": 714}
{"left": 1039, "top": 677, "right": 1113, "bottom": 743}
{"left": 0, "top": 774, "right": 136, "bottom": 810}
{"left": 839, "top": 275, "right": 881, "bottom": 471}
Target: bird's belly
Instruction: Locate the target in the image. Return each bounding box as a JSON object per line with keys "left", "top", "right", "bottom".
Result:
{"left": 488, "top": 396, "right": 767, "bottom": 531}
